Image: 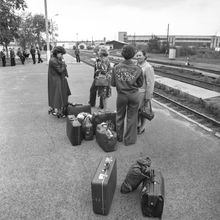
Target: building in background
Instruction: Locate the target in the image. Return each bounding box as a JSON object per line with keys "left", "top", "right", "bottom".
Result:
{"left": 105, "top": 40, "right": 128, "bottom": 49}
{"left": 118, "top": 32, "right": 220, "bottom": 49}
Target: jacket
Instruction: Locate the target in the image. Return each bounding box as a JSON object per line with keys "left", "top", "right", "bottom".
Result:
{"left": 111, "top": 59, "right": 143, "bottom": 95}
{"left": 138, "top": 61, "right": 155, "bottom": 100}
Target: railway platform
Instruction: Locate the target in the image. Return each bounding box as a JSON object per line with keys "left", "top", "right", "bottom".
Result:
{"left": 0, "top": 56, "right": 219, "bottom": 220}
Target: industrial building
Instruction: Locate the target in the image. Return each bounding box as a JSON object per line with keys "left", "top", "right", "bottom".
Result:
{"left": 118, "top": 32, "right": 220, "bottom": 49}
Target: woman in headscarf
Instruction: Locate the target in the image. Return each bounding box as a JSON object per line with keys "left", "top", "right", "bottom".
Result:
{"left": 48, "top": 46, "right": 71, "bottom": 118}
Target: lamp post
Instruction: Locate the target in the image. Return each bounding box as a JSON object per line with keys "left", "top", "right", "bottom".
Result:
{"left": 51, "top": 14, "right": 59, "bottom": 47}
{"left": 44, "top": 0, "right": 50, "bottom": 64}
{"left": 76, "top": 33, "right": 78, "bottom": 48}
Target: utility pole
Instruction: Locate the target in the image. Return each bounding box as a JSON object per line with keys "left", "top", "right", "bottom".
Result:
{"left": 167, "top": 23, "right": 169, "bottom": 54}
{"left": 44, "top": 0, "right": 50, "bottom": 64}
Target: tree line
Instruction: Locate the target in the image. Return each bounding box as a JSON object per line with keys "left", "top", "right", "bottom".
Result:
{"left": 0, "top": 0, "right": 54, "bottom": 56}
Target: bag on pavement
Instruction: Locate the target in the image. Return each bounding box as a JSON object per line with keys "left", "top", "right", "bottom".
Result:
{"left": 140, "top": 170, "right": 165, "bottom": 218}
{"left": 81, "top": 115, "right": 94, "bottom": 140}
{"left": 92, "top": 111, "right": 116, "bottom": 135}
{"left": 120, "top": 157, "right": 152, "bottom": 193}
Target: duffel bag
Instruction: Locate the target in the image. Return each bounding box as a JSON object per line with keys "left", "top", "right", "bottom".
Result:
{"left": 92, "top": 111, "right": 116, "bottom": 135}
{"left": 120, "top": 157, "right": 152, "bottom": 194}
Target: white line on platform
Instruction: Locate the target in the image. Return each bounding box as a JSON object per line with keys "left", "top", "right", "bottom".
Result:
{"left": 152, "top": 99, "right": 220, "bottom": 138}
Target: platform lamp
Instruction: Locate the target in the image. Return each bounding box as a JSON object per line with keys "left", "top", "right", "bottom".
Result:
{"left": 44, "top": 0, "right": 50, "bottom": 64}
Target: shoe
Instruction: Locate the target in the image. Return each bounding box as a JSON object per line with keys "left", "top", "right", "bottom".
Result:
{"left": 52, "top": 112, "right": 57, "bottom": 116}
{"left": 138, "top": 128, "right": 145, "bottom": 135}
{"left": 117, "top": 136, "right": 123, "bottom": 142}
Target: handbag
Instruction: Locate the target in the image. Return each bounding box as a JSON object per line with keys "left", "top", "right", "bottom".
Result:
{"left": 95, "top": 75, "right": 109, "bottom": 86}
{"left": 139, "top": 100, "right": 154, "bottom": 121}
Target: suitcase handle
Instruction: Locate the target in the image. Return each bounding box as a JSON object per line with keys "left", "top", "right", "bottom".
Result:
{"left": 69, "top": 103, "right": 83, "bottom": 107}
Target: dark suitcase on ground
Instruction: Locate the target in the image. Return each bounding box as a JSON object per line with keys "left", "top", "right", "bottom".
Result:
{"left": 92, "top": 111, "right": 116, "bottom": 134}
{"left": 91, "top": 156, "right": 117, "bottom": 215}
{"left": 96, "top": 123, "right": 117, "bottom": 152}
{"left": 66, "top": 115, "right": 82, "bottom": 146}
{"left": 67, "top": 103, "right": 91, "bottom": 116}
{"left": 140, "top": 170, "right": 165, "bottom": 218}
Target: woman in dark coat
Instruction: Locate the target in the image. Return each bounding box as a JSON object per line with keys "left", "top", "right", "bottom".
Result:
{"left": 48, "top": 46, "right": 71, "bottom": 118}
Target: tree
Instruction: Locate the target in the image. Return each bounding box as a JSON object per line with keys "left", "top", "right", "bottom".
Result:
{"left": 0, "top": 0, "right": 27, "bottom": 56}
{"left": 32, "top": 14, "right": 46, "bottom": 48}
{"left": 147, "top": 35, "right": 161, "bottom": 53}
{"left": 16, "top": 13, "right": 46, "bottom": 49}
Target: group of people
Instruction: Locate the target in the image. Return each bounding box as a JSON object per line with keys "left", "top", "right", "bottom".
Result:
{"left": 89, "top": 45, "right": 155, "bottom": 146}
{"left": 0, "top": 45, "right": 43, "bottom": 67}
{"left": 47, "top": 44, "right": 155, "bottom": 146}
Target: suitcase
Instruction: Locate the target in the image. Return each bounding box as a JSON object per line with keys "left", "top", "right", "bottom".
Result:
{"left": 96, "top": 123, "right": 117, "bottom": 152}
{"left": 66, "top": 115, "right": 82, "bottom": 146}
{"left": 92, "top": 111, "right": 116, "bottom": 135}
{"left": 140, "top": 170, "right": 165, "bottom": 218}
{"left": 67, "top": 103, "right": 91, "bottom": 116}
{"left": 91, "top": 156, "right": 117, "bottom": 215}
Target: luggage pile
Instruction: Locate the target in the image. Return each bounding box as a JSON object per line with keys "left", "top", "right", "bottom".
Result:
{"left": 66, "top": 103, "right": 117, "bottom": 152}
{"left": 65, "top": 103, "right": 165, "bottom": 217}
{"left": 91, "top": 156, "right": 165, "bottom": 218}
{"left": 121, "top": 157, "right": 165, "bottom": 218}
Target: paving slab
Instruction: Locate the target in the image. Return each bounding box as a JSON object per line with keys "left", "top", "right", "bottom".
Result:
{"left": 0, "top": 60, "right": 219, "bottom": 220}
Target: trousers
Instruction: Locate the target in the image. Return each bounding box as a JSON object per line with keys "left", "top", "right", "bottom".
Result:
{"left": 89, "top": 80, "right": 103, "bottom": 108}
{"left": 116, "top": 92, "right": 139, "bottom": 145}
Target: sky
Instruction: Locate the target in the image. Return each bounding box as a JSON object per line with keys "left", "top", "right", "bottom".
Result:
{"left": 24, "top": 0, "right": 220, "bottom": 41}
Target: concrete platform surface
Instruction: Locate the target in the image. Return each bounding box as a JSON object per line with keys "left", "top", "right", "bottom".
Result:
{"left": 155, "top": 75, "right": 220, "bottom": 100}
{"left": 0, "top": 60, "right": 220, "bottom": 220}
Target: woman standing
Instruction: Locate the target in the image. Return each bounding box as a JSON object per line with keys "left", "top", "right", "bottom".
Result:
{"left": 95, "top": 47, "right": 112, "bottom": 112}
{"left": 111, "top": 45, "right": 143, "bottom": 146}
{"left": 48, "top": 46, "right": 71, "bottom": 118}
{"left": 136, "top": 50, "right": 155, "bottom": 134}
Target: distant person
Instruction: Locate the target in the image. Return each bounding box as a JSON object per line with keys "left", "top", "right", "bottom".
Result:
{"left": 136, "top": 50, "right": 155, "bottom": 134}
{"left": 17, "top": 48, "right": 25, "bottom": 64}
{"left": 36, "top": 47, "right": 43, "bottom": 63}
{"left": 24, "top": 48, "right": 30, "bottom": 58}
{"left": 111, "top": 45, "right": 143, "bottom": 145}
{"left": 185, "top": 56, "right": 190, "bottom": 66}
{"left": 74, "top": 47, "right": 80, "bottom": 63}
{"left": 30, "top": 45, "right": 36, "bottom": 64}
{"left": 0, "top": 48, "right": 6, "bottom": 67}
{"left": 48, "top": 46, "right": 71, "bottom": 118}
{"left": 9, "top": 48, "right": 16, "bottom": 66}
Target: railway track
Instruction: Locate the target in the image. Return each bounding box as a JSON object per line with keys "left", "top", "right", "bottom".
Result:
{"left": 153, "top": 92, "right": 220, "bottom": 135}
{"left": 67, "top": 51, "right": 220, "bottom": 137}
{"left": 154, "top": 68, "right": 220, "bottom": 92}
